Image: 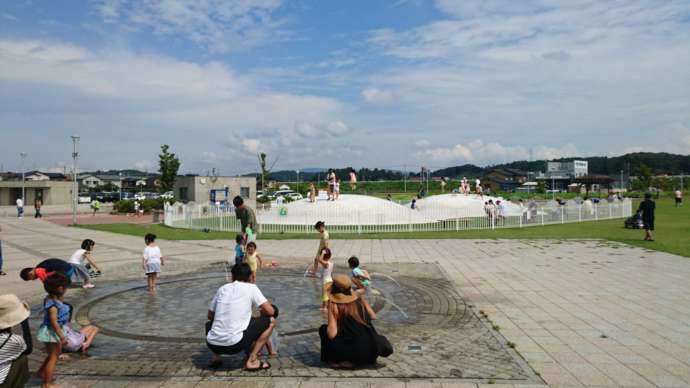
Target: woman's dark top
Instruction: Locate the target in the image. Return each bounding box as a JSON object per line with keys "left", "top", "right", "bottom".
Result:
{"left": 319, "top": 301, "right": 378, "bottom": 366}
{"left": 637, "top": 199, "right": 655, "bottom": 224}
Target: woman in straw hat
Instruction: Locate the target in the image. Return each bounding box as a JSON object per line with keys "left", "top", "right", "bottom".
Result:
{"left": 0, "top": 294, "right": 32, "bottom": 388}
{"left": 319, "top": 274, "right": 378, "bottom": 368}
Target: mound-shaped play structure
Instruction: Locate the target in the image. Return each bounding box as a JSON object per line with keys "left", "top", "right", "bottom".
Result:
{"left": 414, "top": 193, "right": 522, "bottom": 219}
{"left": 258, "top": 194, "right": 427, "bottom": 225}
{"left": 257, "top": 193, "right": 523, "bottom": 225}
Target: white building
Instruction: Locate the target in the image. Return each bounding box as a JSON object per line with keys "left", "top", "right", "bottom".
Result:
{"left": 545, "top": 160, "right": 588, "bottom": 178}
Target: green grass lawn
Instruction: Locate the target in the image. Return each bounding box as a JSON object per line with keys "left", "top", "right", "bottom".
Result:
{"left": 76, "top": 199, "right": 689, "bottom": 257}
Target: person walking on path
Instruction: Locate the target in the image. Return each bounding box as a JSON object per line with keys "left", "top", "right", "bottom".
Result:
{"left": 206, "top": 263, "right": 277, "bottom": 371}
{"left": 306, "top": 221, "right": 329, "bottom": 277}
{"left": 91, "top": 199, "right": 101, "bottom": 216}
{"left": 349, "top": 169, "right": 357, "bottom": 192}
{"left": 15, "top": 198, "right": 23, "bottom": 218}
{"left": 0, "top": 294, "right": 33, "bottom": 388}
{"left": 34, "top": 199, "right": 43, "bottom": 219}
{"left": 637, "top": 192, "right": 656, "bottom": 241}
{"left": 0, "top": 226, "right": 5, "bottom": 276}
{"left": 675, "top": 189, "right": 683, "bottom": 207}
{"left": 233, "top": 196, "right": 258, "bottom": 243}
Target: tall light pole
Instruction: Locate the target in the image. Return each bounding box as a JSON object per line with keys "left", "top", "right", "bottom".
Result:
{"left": 119, "top": 172, "right": 123, "bottom": 201}
{"left": 296, "top": 169, "right": 300, "bottom": 193}
{"left": 620, "top": 170, "right": 624, "bottom": 192}
{"left": 71, "top": 135, "right": 80, "bottom": 225}
{"left": 20, "top": 153, "right": 27, "bottom": 204}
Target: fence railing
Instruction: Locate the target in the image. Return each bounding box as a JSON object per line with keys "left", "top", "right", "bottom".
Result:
{"left": 164, "top": 198, "right": 633, "bottom": 234}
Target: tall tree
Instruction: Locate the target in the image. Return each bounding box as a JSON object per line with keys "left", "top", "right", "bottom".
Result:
{"left": 158, "top": 144, "right": 181, "bottom": 192}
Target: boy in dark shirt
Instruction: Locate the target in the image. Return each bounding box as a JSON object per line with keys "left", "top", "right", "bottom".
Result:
{"left": 637, "top": 192, "right": 656, "bottom": 241}
{"left": 19, "top": 258, "right": 85, "bottom": 286}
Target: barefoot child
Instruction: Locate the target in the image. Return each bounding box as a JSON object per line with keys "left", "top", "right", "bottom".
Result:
{"left": 59, "top": 303, "right": 99, "bottom": 356}
{"left": 143, "top": 233, "right": 164, "bottom": 293}
{"left": 316, "top": 248, "right": 333, "bottom": 309}
{"left": 306, "top": 221, "right": 329, "bottom": 277}
{"left": 348, "top": 256, "right": 370, "bottom": 295}
{"left": 36, "top": 273, "right": 70, "bottom": 388}
{"left": 245, "top": 242, "right": 263, "bottom": 282}
{"left": 233, "top": 234, "right": 245, "bottom": 266}
{"left": 67, "top": 239, "right": 101, "bottom": 288}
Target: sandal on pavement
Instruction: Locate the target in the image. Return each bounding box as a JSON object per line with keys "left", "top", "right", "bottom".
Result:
{"left": 244, "top": 360, "right": 270, "bottom": 372}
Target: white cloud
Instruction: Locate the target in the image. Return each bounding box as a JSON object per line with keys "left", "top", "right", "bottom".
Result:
{"left": 361, "top": 88, "right": 394, "bottom": 104}
{"left": 93, "top": 0, "right": 286, "bottom": 53}
{"left": 134, "top": 160, "right": 154, "bottom": 171}
{"left": 241, "top": 139, "right": 261, "bottom": 154}
{"left": 415, "top": 139, "right": 430, "bottom": 147}
{"left": 416, "top": 139, "right": 578, "bottom": 165}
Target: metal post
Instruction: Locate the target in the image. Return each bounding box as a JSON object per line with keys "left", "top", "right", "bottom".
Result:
{"left": 19, "top": 153, "right": 27, "bottom": 207}
{"left": 551, "top": 176, "right": 555, "bottom": 200}
{"left": 404, "top": 164, "right": 407, "bottom": 192}
{"left": 296, "top": 169, "right": 300, "bottom": 193}
{"left": 71, "top": 135, "right": 80, "bottom": 225}
{"left": 620, "top": 170, "right": 624, "bottom": 192}
{"left": 119, "top": 172, "right": 123, "bottom": 201}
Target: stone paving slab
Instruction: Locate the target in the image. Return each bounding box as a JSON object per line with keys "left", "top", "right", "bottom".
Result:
{"left": 1, "top": 217, "right": 690, "bottom": 387}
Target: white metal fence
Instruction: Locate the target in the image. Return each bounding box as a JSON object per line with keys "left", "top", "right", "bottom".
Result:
{"left": 164, "top": 198, "right": 633, "bottom": 234}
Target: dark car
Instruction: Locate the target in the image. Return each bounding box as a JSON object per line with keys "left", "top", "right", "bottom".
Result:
{"left": 624, "top": 212, "right": 644, "bottom": 229}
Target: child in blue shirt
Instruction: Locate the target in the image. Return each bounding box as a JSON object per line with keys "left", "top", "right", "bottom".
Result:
{"left": 233, "top": 234, "right": 245, "bottom": 266}
{"left": 348, "top": 256, "right": 371, "bottom": 295}
{"left": 36, "top": 273, "right": 70, "bottom": 387}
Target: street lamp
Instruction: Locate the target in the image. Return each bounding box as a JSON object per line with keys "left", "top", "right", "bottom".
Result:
{"left": 119, "top": 172, "right": 123, "bottom": 201}
{"left": 620, "top": 170, "right": 624, "bottom": 192}
{"left": 19, "top": 153, "right": 27, "bottom": 205}
{"left": 71, "top": 135, "right": 80, "bottom": 225}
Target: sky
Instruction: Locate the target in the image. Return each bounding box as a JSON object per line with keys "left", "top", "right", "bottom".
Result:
{"left": 1, "top": 0, "right": 689, "bottom": 175}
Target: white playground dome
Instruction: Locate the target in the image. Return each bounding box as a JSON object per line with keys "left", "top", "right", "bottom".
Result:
{"left": 258, "top": 194, "right": 427, "bottom": 225}
{"left": 257, "top": 193, "right": 521, "bottom": 225}
{"left": 414, "top": 193, "right": 523, "bottom": 219}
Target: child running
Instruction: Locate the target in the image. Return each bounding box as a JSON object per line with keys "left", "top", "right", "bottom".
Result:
{"left": 142, "top": 233, "right": 164, "bottom": 293}
{"left": 245, "top": 242, "right": 263, "bottom": 282}
{"left": 315, "top": 248, "right": 333, "bottom": 310}
{"left": 36, "top": 273, "right": 70, "bottom": 388}
{"left": 233, "top": 234, "right": 245, "bottom": 266}
{"left": 348, "top": 256, "right": 371, "bottom": 295}
{"left": 306, "top": 221, "right": 329, "bottom": 277}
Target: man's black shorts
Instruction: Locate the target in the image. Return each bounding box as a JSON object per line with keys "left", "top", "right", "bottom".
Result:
{"left": 206, "top": 316, "right": 271, "bottom": 355}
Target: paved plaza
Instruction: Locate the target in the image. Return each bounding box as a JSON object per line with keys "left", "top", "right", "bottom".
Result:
{"left": 0, "top": 217, "right": 689, "bottom": 387}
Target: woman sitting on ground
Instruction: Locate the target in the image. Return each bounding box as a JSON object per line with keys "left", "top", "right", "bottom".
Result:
{"left": 319, "top": 275, "right": 378, "bottom": 368}
{"left": 0, "top": 294, "right": 33, "bottom": 388}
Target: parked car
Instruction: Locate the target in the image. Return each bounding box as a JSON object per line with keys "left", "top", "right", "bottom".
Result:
{"left": 257, "top": 190, "right": 276, "bottom": 201}
{"left": 160, "top": 191, "right": 174, "bottom": 200}
{"left": 273, "top": 190, "right": 303, "bottom": 201}
{"left": 134, "top": 192, "right": 146, "bottom": 201}
{"left": 78, "top": 193, "right": 91, "bottom": 204}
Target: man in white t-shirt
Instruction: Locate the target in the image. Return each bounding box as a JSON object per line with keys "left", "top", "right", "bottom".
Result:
{"left": 15, "top": 198, "right": 23, "bottom": 218}
{"left": 675, "top": 189, "right": 683, "bottom": 207}
{"left": 206, "top": 263, "right": 276, "bottom": 371}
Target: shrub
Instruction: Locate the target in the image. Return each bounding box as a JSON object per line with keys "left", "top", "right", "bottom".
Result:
{"left": 113, "top": 198, "right": 175, "bottom": 213}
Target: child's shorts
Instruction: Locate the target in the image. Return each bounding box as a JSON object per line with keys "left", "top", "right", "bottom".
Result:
{"left": 63, "top": 325, "right": 86, "bottom": 352}
{"left": 144, "top": 261, "right": 161, "bottom": 274}
{"left": 37, "top": 325, "right": 67, "bottom": 343}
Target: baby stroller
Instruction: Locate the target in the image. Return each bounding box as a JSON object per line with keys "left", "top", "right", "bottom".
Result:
{"left": 624, "top": 212, "right": 644, "bottom": 229}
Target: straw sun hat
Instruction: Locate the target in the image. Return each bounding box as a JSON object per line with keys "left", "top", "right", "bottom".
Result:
{"left": 325, "top": 275, "right": 359, "bottom": 304}
{"left": 0, "top": 294, "right": 30, "bottom": 329}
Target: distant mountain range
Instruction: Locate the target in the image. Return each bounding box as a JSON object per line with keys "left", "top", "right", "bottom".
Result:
{"left": 81, "top": 152, "right": 690, "bottom": 182}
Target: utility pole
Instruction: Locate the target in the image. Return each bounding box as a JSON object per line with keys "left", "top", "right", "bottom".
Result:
{"left": 620, "top": 170, "right": 624, "bottom": 192}
{"left": 20, "top": 153, "right": 27, "bottom": 205}
{"left": 551, "top": 176, "right": 555, "bottom": 200}
{"left": 296, "top": 169, "right": 300, "bottom": 193}
{"left": 119, "top": 172, "right": 123, "bottom": 201}
{"left": 71, "top": 135, "right": 80, "bottom": 225}
{"left": 403, "top": 164, "right": 407, "bottom": 193}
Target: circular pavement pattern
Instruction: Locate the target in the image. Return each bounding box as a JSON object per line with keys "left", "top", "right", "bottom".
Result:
{"left": 28, "top": 263, "right": 542, "bottom": 383}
